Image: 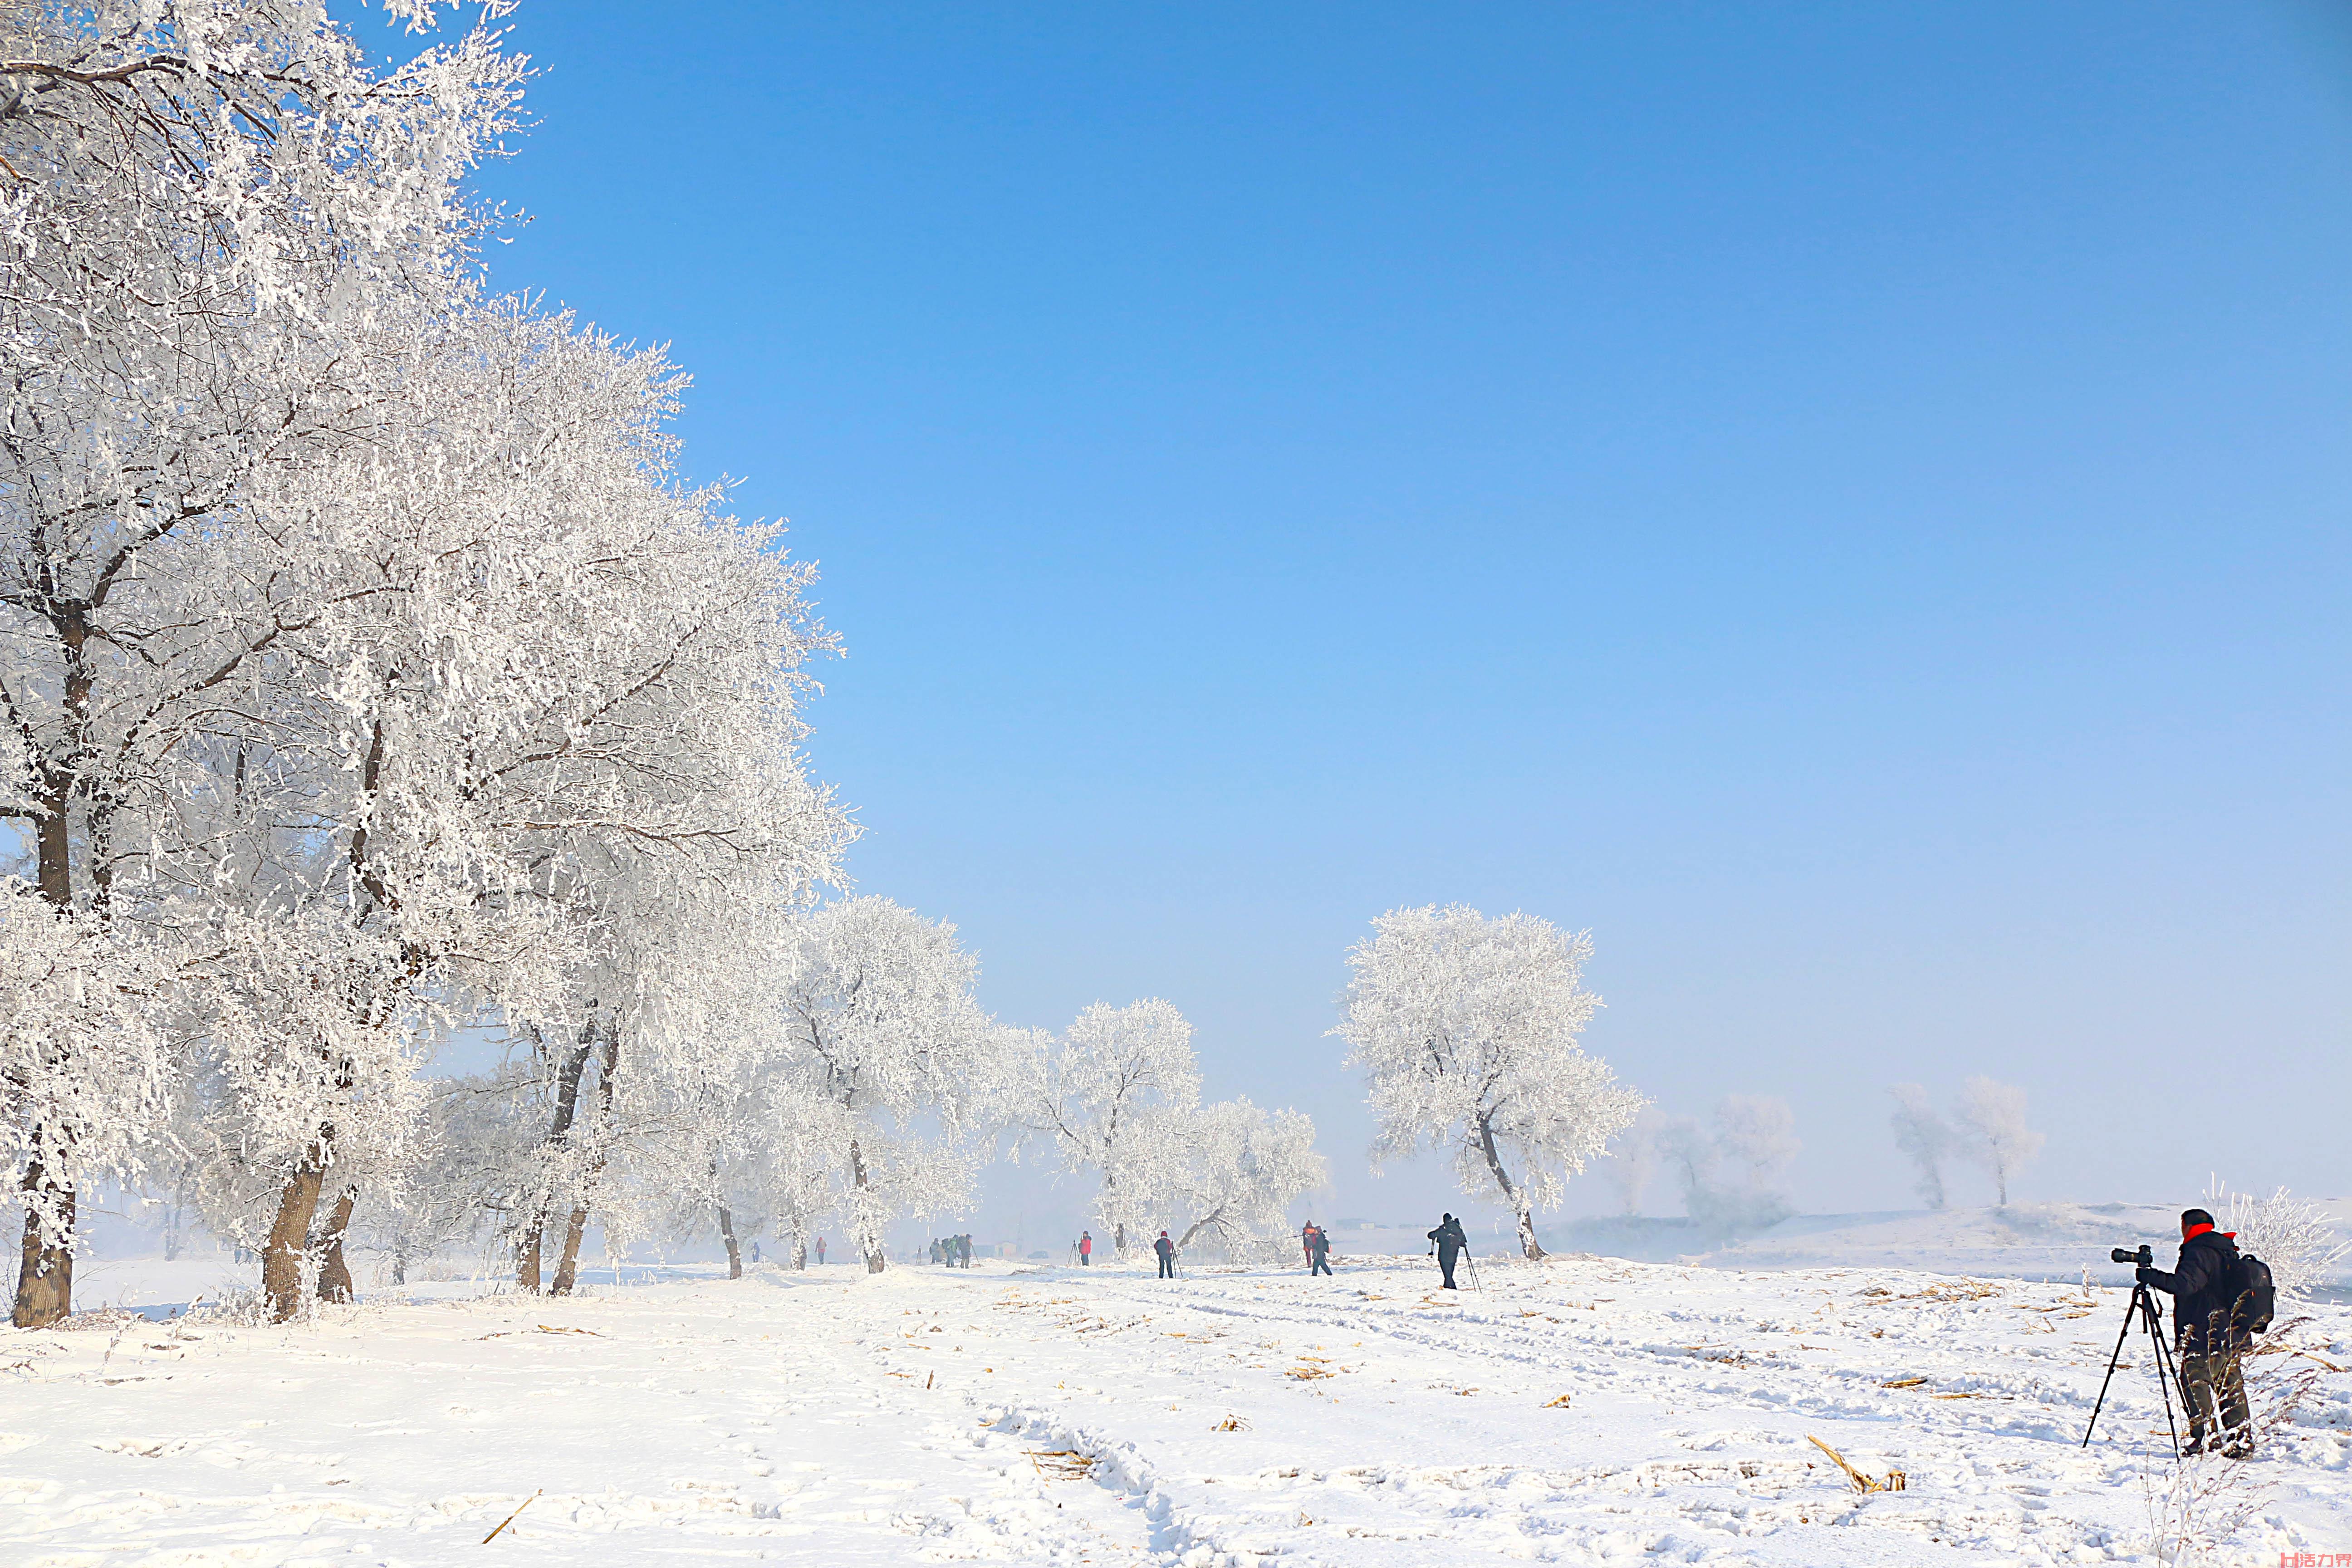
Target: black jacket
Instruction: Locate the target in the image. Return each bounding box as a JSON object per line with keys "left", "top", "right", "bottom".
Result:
{"left": 1428, "top": 1220, "right": 1467, "bottom": 1254}
{"left": 2144, "top": 1230, "right": 2249, "bottom": 1352}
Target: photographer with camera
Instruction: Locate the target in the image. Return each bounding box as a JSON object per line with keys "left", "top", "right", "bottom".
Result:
{"left": 2137, "top": 1208, "right": 2255, "bottom": 1457}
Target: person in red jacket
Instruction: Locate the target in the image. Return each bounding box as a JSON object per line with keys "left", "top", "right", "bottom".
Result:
{"left": 1154, "top": 1230, "right": 1176, "bottom": 1279}
{"left": 1078, "top": 1230, "right": 1093, "bottom": 1266}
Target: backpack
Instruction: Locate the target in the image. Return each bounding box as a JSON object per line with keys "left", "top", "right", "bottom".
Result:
{"left": 2234, "top": 1252, "right": 2276, "bottom": 1334}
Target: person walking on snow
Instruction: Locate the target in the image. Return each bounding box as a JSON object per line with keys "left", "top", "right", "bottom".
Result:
{"left": 1154, "top": 1230, "right": 1176, "bottom": 1279}
{"left": 1428, "top": 1213, "right": 1468, "bottom": 1289}
{"left": 1078, "top": 1230, "right": 1093, "bottom": 1266}
{"left": 1305, "top": 1222, "right": 1333, "bottom": 1276}
{"left": 814, "top": 1236, "right": 826, "bottom": 1266}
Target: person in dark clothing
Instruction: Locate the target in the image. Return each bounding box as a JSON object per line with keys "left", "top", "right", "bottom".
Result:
{"left": 1154, "top": 1230, "right": 1176, "bottom": 1279}
{"left": 1306, "top": 1223, "right": 1333, "bottom": 1276}
{"left": 2140, "top": 1207, "right": 2254, "bottom": 1456}
{"left": 1428, "top": 1214, "right": 1468, "bottom": 1289}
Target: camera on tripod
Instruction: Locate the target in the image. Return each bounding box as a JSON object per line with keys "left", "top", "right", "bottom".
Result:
{"left": 2083, "top": 1243, "right": 2182, "bottom": 1452}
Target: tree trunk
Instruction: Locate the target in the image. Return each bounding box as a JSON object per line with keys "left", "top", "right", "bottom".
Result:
{"left": 17, "top": 802, "right": 78, "bottom": 1327}
{"left": 390, "top": 1248, "right": 408, "bottom": 1286}
{"left": 515, "top": 1222, "right": 544, "bottom": 1295}
{"left": 314, "top": 1186, "right": 358, "bottom": 1303}
{"left": 550, "top": 1203, "right": 591, "bottom": 1295}
{"left": 791, "top": 1228, "right": 808, "bottom": 1271}
{"left": 849, "top": 1138, "right": 886, "bottom": 1274}
{"left": 518, "top": 1016, "right": 601, "bottom": 1294}
{"left": 548, "top": 1018, "right": 621, "bottom": 1298}
{"left": 161, "top": 1162, "right": 190, "bottom": 1263}
{"left": 12, "top": 1170, "right": 73, "bottom": 1328}
{"left": 1473, "top": 1114, "right": 1545, "bottom": 1260}
{"left": 718, "top": 1205, "right": 742, "bottom": 1279}
{"left": 264, "top": 1158, "right": 328, "bottom": 1323}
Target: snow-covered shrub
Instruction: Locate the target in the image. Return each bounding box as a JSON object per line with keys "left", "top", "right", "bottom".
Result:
{"left": 2205, "top": 1181, "right": 2350, "bottom": 1299}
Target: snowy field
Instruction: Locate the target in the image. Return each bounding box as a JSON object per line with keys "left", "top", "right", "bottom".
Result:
{"left": 6, "top": 1248, "right": 2351, "bottom": 1566}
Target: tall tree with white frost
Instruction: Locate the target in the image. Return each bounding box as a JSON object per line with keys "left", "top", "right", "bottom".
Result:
{"left": 1888, "top": 1083, "right": 1954, "bottom": 1210}
{"left": 1023, "top": 999, "right": 1201, "bottom": 1255}
{"left": 1148, "top": 1098, "right": 1328, "bottom": 1262}
{"left": 778, "top": 898, "right": 1001, "bottom": 1273}
{"left": 0, "top": 0, "right": 523, "bottom": 1325}
{"left": 1335, "top": 905, "right": 1644, "bottom": 1259}
{"left": 1606, "top": 1107, "right": 1671, "bottom": 1216}
{"left": 1956, "top": 1076, "right": 2043, "bottom": 1206}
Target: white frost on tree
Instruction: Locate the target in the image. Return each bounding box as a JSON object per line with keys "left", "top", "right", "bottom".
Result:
{"left": 1021, "top": 999, "right": 1201, "bottom": 1255}
{"left": 1646, "top": 1098, "right": 1799, "bottom": 1236}
{"left": 1334, "top": 905, "right": 1644, "bottom": 1259}
{"left": 1149, "top": 1098, "right": 1328, "bottom": 1263}
{"left": 1956, "top": 1076, "right": 2043, "bottom": 1207}
{"left": 0, "top": 0, "right": 525, "bottom": 1327}
{"left": 1889, "top": 1083, "right": 1954, "bottom": 1210}
{"left": 2205, "top": 1180, "right": 2352, "bottom": 1301}
{"left": 1606, "top": 1107, "right": 1671, "bottom": 1217}
{"left": 777, "top": 898, "right": 1002, "bottom": 1274}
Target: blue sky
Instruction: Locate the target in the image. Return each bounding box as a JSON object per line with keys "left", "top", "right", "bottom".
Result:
{"left": 374, "top": 2, "right": 2350, "bottom": 1228}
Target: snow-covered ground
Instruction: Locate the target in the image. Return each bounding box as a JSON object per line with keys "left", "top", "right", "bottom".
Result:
{"left": 6, "top": 1247, "right": 2350, "bottom": 1565}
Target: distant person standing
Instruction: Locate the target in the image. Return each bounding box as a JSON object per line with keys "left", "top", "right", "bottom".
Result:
{"left": 1428, "top": 1213, "right": 1468, "bottom": 1289}
{"left": 959, "top": 1235, "right": 974, "bottom": 1269}
{"left": 1078, "top": 1230, "right": 1094, "bottom": 1266}
{"left": 1306, "top": 1222, "right": 1333, "bottom": 1276}
{"left": 1154, "top": 1230, "right": 1176, "bottom": 1279}
{"left": 750, "top": 1241, "right": 761, "bottom": 1265}
{"left": 814, "top": 1236, "right": 826, "bottom": 1266}
{"left": 1299, "top": 1221, "right": 1316, "bottom": 1267}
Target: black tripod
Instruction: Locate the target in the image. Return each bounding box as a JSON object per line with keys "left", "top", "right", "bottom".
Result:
{"left": 2082, "top": 1264, "right": 2182, "bottom": 1453}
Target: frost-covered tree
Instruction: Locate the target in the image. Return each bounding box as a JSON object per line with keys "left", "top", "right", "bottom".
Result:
{"left": 1148, "top": 1098, "right": 1327, "bottom": 1262}
{"left": 1889, "top": 1083, "right": 1954, "bottom": 1210}
{"left": 0, "top": 0, "right": 524, "bottom": 1326}
{"left": 1700, "top": 1094, "right": 1798, "bottom": 1232}
{"left": 721, "top": 1080, "right": 840, "bottom": 1271}
{"left": 1644, "top": 1097, "right": 1799, "bottom": 1236}
{"left": 777, "top": 898, "right": 1001, "bottom": 1273}
{"left": 1335, "top": 905, "right": 1644, "bottom": 1259}
{"left": 1023, "top": 999, "right": 1200, "bottom": 1255}
{"left": 1606, "top": 1107, "right": 1670, "bottom": 1216}
{"left": 1956, "top": 1076, "right": 2042, "bottom": 1207}
{"left": 0, "top": 884, "right": 173, "bottom": 1319}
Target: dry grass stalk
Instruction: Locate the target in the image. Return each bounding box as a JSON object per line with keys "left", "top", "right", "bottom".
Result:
{"left": 1807, "top": 1435, "right": 1898, "bottom": 1494}
{"left": 482, "top": 1489, "right": 540, "bottom": 1544}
